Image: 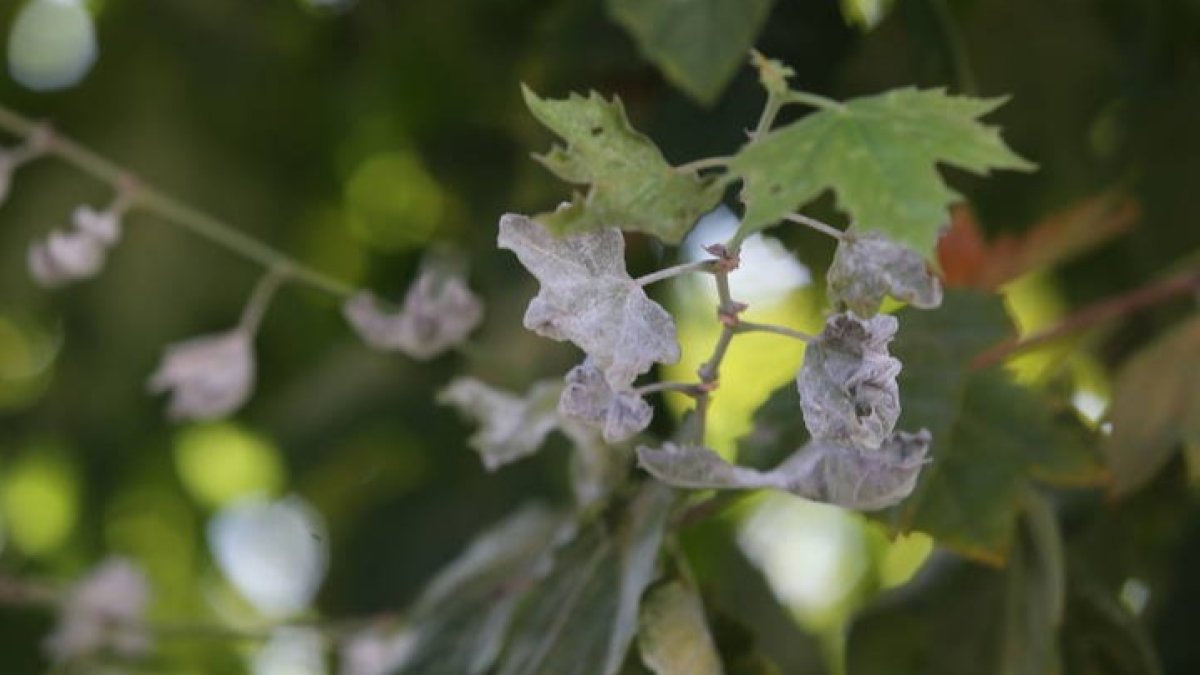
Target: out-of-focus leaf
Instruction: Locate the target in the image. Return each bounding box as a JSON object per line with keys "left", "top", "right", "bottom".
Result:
{"left": 498, "top": 214, "right": 680, "bottom": 388}
{"left": 520, "top": 89, "right": 723, "bottom": 243}
{"left": 1059, "top": 573, "right": 1162, "bottom": 675}
{"left": 730, "top": 88, "right": 1034, "bottom": 256}
{"left": 6, "top": 0, "right": 97, "bottom": 92}
{"left": 637, "top": 580, "right": 724, "bottom": 675}
{"left": 736, "top": 383, "right": 809, "bottom": 471}
{"left": 890, "top": 293, "right": 1108, "bottom": 563}
{"left": 606, "top": 0, "right": 774, "bottom": 105}
{"left": 438, "top": 377, "right": 562, "bottom": 471}
{"left": 390, "top": 505, "right": 570, "bottom": 675}
{"left": 938, "top": 193, "right": 1139, "bottom": 290}
{"left": 840, "top": 0, "right": 895, "bottom": 30}
{"left": 496, "top": 482, "right": 674, "bottom": 675}
{"left": 1104, "top": 314, "right": 1200, "bottom": 495}
{"left": 999, "top": 491, "right": 1064, "bottom": 675}
{"left": 848, "top": 498, "right": 1067, "bottom": 675}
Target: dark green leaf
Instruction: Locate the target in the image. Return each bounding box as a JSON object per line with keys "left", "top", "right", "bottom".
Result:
{"left": 729, "top": 89, "right": 1034, "bottom": 256}
{"left": 1104, "top": 314, "right": 1200, "bottom": 495}
{"left": 521, "top": 87, "right": 723, "bottom": 244}
{"left": 496, "top": 482, "right": 675, "bottom": 675}
{"left": 393, "top": 505, "right": 570, "bottom": 675}
{"left": 606, "top": 0, "right": 775, "bottom": 104}
{"left": 889, "top": 292, "right": 1108, "bottom": 562}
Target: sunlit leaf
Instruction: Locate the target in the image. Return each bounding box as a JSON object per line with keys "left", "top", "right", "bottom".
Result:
{"left": 520, "top": 89, "right": 723, "bottom": 243}
{"left": 495, "top": 482, "right": 674, "bottom": 675}
{"left": 606, "top": 0, "right": 774, "bottom": 104}
{"left": 1104, "top": 314, "right": 1200, "bottom": 495}
{"left": 730, "top": 88, "right": 1034, "bottom": 256}
{"left": 638, "top": 580, "right": 723, "bottom": 675}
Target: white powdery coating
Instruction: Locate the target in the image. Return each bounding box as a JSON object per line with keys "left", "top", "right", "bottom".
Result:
{"left": 44, "top": 557, "right": 152, "bottom": 664}
{"left": 339, "top": 627, "right": 418, "bottom": 675}
{"left": 798, "top": 312, "right": 902, "bottom": 449}
{"left": 437, "top": 377, "right": 562, "bottom": 471}
{"left": 27, "top": 229, "right": 106, "bottom": 287}
{"left": 343, "top": 264, "right": 483, "bottom": 360}
{"left": 558, "top": 359, "right": 652, "bottom": 443}
{"left": 827, "top": 230, "right": 942, "bottom": 318}
{"left": 636, "top": 429, "right": 931, "bottom": 511}
{"left": 71, "top": 204, "right": 121, "bottom": 246}
{"left": 147, "top": 328, "right": 255, "bottom": 421}
{"left": 497, "top": 213, "right": 680, "bottom": 389}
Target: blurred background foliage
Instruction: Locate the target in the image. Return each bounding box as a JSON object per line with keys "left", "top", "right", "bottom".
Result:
{"left": 0, "top": 0, "right": 1198, "bottom": 673}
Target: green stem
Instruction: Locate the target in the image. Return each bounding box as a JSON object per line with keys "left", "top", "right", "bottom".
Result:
{"left": 0, "top": 104, "right": 355, "bottom": 299}
{"left": 737, "top": 321, "right": 815, "bottom": 343}
{"left": 929, "top": 0, "right": 979, "bottom": 95}
{"left": 785, "top": 212, "right": 846, "bottom": 241}
{"left": 785, "top": 90, "right": 845, "bottom": 112}
{"left": 636, "top": 259, "right": 715, "bottom": 286}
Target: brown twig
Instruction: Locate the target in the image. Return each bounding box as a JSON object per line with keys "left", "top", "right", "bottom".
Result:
{"left": 972, "top": 267, "right": 1200, "bottom": 370}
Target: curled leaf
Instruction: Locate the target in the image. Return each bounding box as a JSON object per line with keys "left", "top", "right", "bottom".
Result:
{"left": 798, "top": 312, "right": 902, "bottom": 448}
{"left": 27, "top": 229, "right": 106, "bottom": 287}
{"left": 498, "top": 213, "right": 680, "bottom": 388}
{"left": 344, "top": 261, "right": 483, "bottom": 359}
{"left": 559, "top": 359, "right": 653, "bottom": 443}
{"left": 44, "top": 557, "right": 152, "bottom": 664}
{"left": 438, "top": 377, "right": 562, "bottom": 471}
{"left": 148, "top": 327, "right": 255, "bottom": 421}
{"left": 27, "top": 202, "right": 126, "bottom": 288}
{"left": 637, "top": 430, "right": 930, "bottom": 511}
{"left": 827, "top": 229, "right": 942, "bottom": 317}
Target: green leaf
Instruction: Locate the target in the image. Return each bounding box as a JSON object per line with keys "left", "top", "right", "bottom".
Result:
{"left": 637, "top": 581, "right": 724, "bottom": 675}
{"left": 1104, "top": 314, "right": 1200, "bottom": 495}
{"left": 839, "top": 0, "right": 895, "bottom": 31}
{"left": 606, "top": 0, "right": 775, "bottom": 104}
{"left": 392, "top": 505, "right": 570, "bottom": 674}
{"left": 1059, "top": 574, "right": 1162, "bottom": 675}
{"left": 521, "top": 86, "right": 724, "bottom": 244}
{"left": 496, "top": 482, "right": 675, "bottom": 675}
{"left": 999, "top": 491, "right": 1065, "bottom": 675}
{"left": 889, "top": 292, "right": 1108, "bottom": 562}
{"left": 729, "top": 88, "right": 1035, "bottom": 256}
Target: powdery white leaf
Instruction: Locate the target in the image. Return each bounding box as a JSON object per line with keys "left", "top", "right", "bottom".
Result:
{"left": 343, "top": 262, "right": 483, "bottom": 359}
{"left": 438, "top": 377, "right": 562, "bottom": 471}
{"left": 561, "top": 424, "right": 627, "bottom": 508}
{"left": 807, "top": 429, "right": 931, "bottom": 511}
{"left": 44, "top": 557, "right": 151, "bottom": 664}
{"left": 339, "top": 626, "right": 417, "bottom": 675}
{"left": 27, "top": 229, "right": 105, "bottom": 287}
{"left": 498, "top": 213, "right": 679, "bottom": 388}
{"left": 798, "top": 312, "right": 901, "bottom": 449}
{"left": 148, "top": 327, "right": 255, "bottom": 421}
{"left": 638, "top": 431, "right": 929, "bottom": 511}
{"left": 72, "top": 204, "right": 121, "bottom": 246}
{"left": 559, "top": 359, "right": 653, "bottom": 444}
{"left": 637, "top": 581, "right": 724, "bottom": 675}
{"left": 208, "top": 495, "right": 329, "bottom": 619}
{"left": 827, "top": 229, "right": 942, "bottom": 318}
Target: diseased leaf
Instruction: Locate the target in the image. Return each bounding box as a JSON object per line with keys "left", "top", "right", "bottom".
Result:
{"left": 438, "top": 377, "right": 562, "bottom": 471}
{"left": 560, "top": 359, "right": 653, "bottom": 444}
{"left": 391, "top": 505, "right": 571, "bottom": 675}
{"left": 496, "top": 482, "right": 675, "bottom": 675}
{"left": 520, "top": 89, "right": 723, "bottom": 243}
{"left": 606, "top": 0, "right": 774, "bottom": 105}
{"left": 638, "top": 581, "right": 724, "bottom": 675}
{"left": 827, "top": 229, "right": 943, "bottom": 318}
{"left": 343, "top": 258, "right": 483, "bottom": 359}
{"left": 729, "top": 88, "right": 1035, "bottom": 256}
{"left": 1104, "top": 314, "right": 1200, "bottom": 495}
{"left": 637, "top": 432, "right": 929, "bottom": 511}
{"left": 889, "top": 292, "right": 1108, "bottom": 562}
{"left": 797, "top": 312, "right": 902, "bottom": 449}
{"left": 498, "top": 214, "right": 680, "bottom": 388}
